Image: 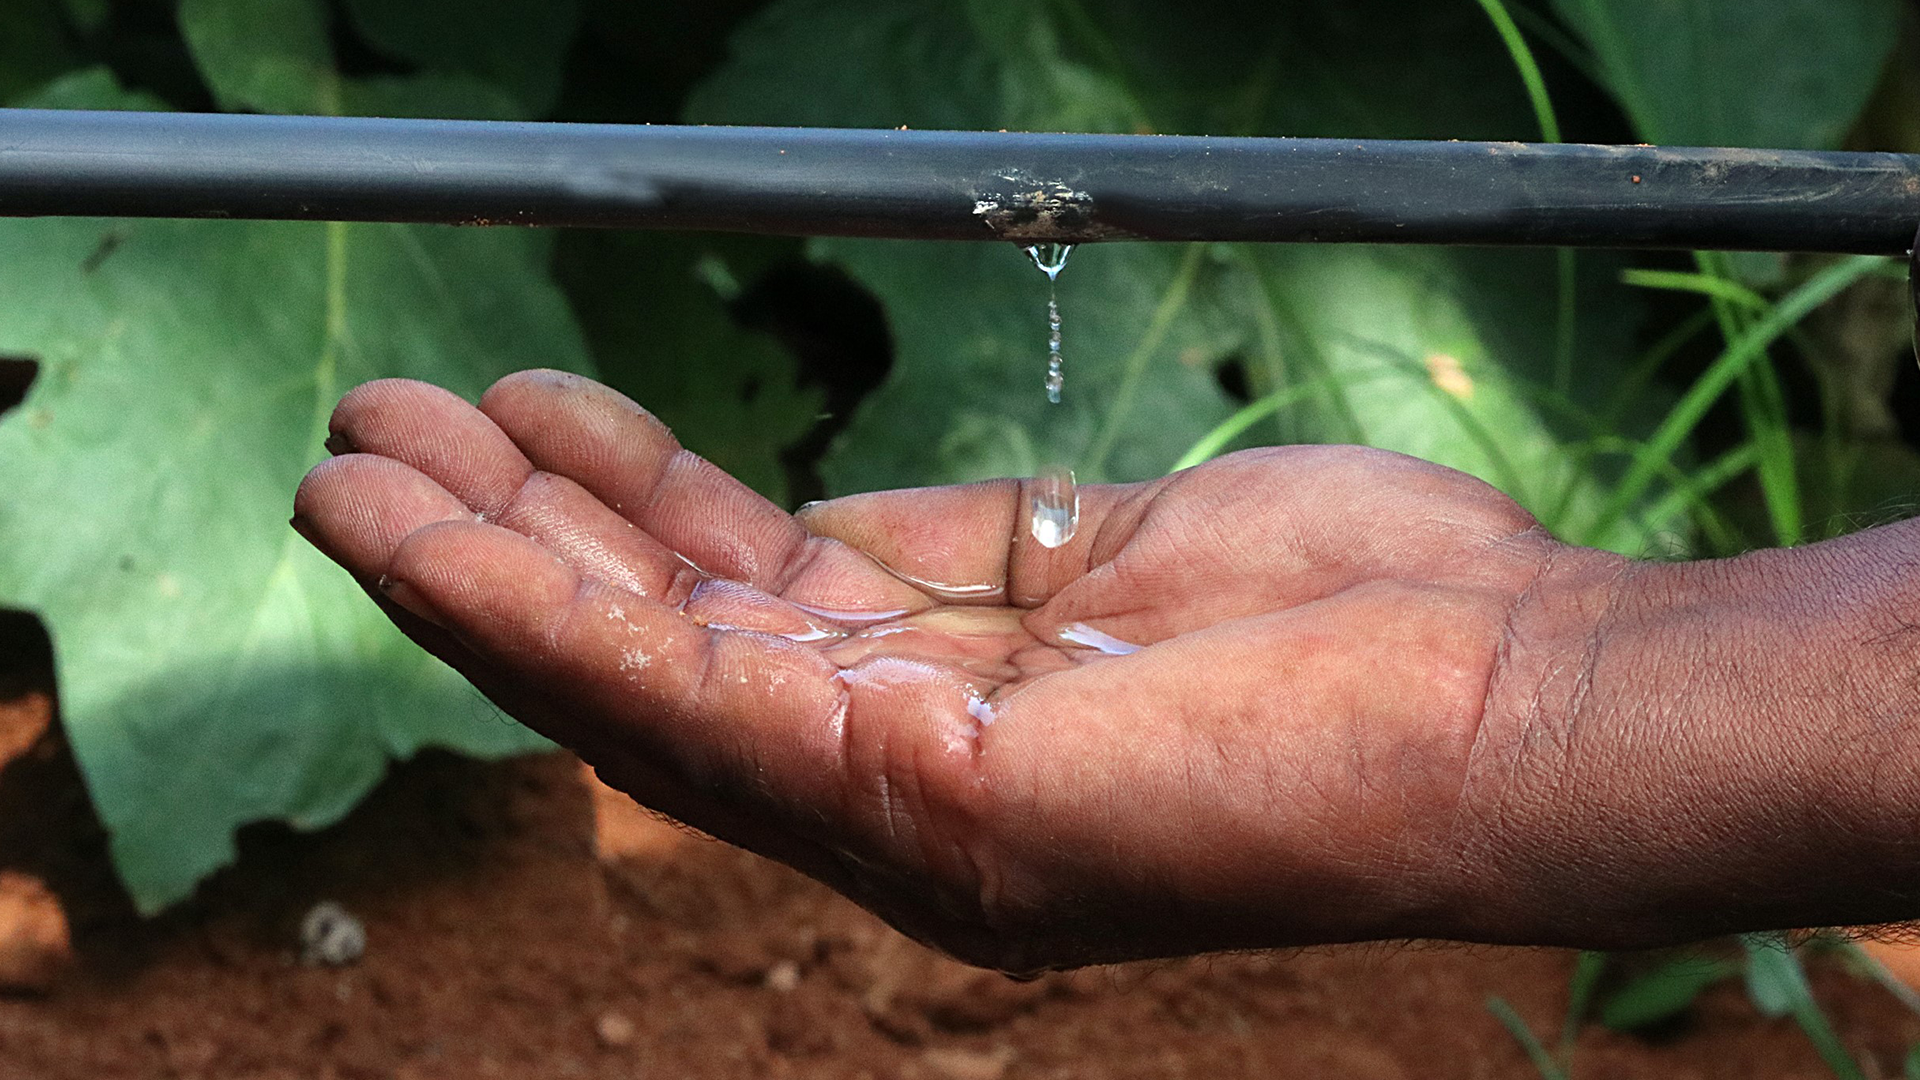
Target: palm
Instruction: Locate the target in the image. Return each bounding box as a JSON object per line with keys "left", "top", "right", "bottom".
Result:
{"left": 296, "top": 371, "right": 1560, "bottom": 970}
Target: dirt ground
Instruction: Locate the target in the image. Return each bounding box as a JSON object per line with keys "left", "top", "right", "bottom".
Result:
{"left": 1, "top": 692, "right": 1917, "bottom": 1080}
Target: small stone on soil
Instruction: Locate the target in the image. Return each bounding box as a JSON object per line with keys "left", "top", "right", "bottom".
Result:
{"left": 763, "top": 960, "right": 802, "bottom": 993}
{"left": 595, "top": 1011, "right": 636, "bottom": 1048}
{"left": 299, "top": 900, "right": 366, "bottom": 966}
{"left": 920, "top": 1045, "right": 1015, "bottom": 1080}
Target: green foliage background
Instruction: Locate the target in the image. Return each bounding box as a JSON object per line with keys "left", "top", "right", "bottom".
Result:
{"left": 0, "top": 0, "right": 1915, "bottom": 915}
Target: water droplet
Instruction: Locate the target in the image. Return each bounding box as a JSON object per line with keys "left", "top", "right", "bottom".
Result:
{"left": 966, "top": 694, "right": 999, "bottom": 727}
{"left": 1030, "top": 464, "right": 1078, "bottom": 549}
{"left": 1025, "top": 242, "right": 1073, "bottom": 280}
{"left": 1023, "top": 243, "right": 1074, "bottom": 404}
{"left": 1056, "top": 622, "right": 1141, "bottom": 655}
{"left": 858, "top": 556, "right": 1005, "bottom": 604}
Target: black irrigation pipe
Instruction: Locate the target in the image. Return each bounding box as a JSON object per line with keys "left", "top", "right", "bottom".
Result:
{"left": 4, "top": 108, "right": 1920, "bottom": 254}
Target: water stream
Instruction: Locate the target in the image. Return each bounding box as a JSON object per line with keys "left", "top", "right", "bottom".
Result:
{"left": 1021, "top": 243, "right": 1079, "bottom": 549}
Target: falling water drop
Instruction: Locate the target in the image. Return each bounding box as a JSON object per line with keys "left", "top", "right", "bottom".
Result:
{"left": 1023, "top": 243, "right": 1074, "bottom": 404}
{"left": 1025, "top": 241, "right": 1072, "bottom": 281}
{"left": 1030, "top": 463, "right": 1079, "bottom": 549}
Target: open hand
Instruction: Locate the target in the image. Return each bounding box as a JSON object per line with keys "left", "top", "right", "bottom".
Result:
{"left": 293, "top": 369, "right": 1626, "bottom": 971}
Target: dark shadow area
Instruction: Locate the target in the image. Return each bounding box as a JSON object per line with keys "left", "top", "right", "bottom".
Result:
{"left": 553, "top": 0, "right": 765, "bottom": 124}
{"left": 0, "top": 686, "right": 130, "bottom": 973}
{"left": 1212, "top": 355, "right": 1253, "bottom": 405}
{"left": 0, "top": 608, "right": 53, "bottom": 703}
{"left": 0, "top": 355, "right": 38, "bottom": 418}
{"left": 323, "top": 0, "right": 416, "bottom": 80}
{"left": 78, "top": 0, "right": 217, "bottom": 111}
{"left": 733, "top": 261, "right": 894, "bottom": 506}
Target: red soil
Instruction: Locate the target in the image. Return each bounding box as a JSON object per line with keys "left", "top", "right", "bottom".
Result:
{"left": 0, "top": 691, "right": 1915, "bottom": 1079}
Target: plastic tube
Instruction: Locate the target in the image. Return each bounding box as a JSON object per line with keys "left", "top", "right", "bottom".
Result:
{"left": 3, "top": 109, "right": 1918, "bottom": 252}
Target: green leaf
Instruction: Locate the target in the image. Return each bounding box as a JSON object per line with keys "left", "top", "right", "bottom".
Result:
{"left": 0, "top": 0, "right": 78, "bottom": 106}
{"left": 337, "top": 73, "right": 525, "bottom": 122}
{"left": 688, "top": 0, "right": 1654, "bottom": 531}
{"left": 1549, "top": 0, "right": 1900, "bottom": 149}
{"left": 554, "top": 231, "right": 822, "bottom": 505}
{"left": 686, "top": 0, "right": 1142, "bottom": 132}
{"left": 1742, "top": 935, "right": 1868, "bottom": 1080}
{"left": 14, "top": 66, "right": 168, "bottom": 112}
{"left": 810, "top": 239, "right": 1238, "bottom": 490}
{"left": 0, "top": 78, "right": 594, "bottom": 912}
{"left": 1599, "top": 953, "right": 1742, "bottom": 1030}
{"left": 178, "top": 0, "right": 338, "bottom": 115}
{"left": 1746, "top": 936, "right": 1814, "bottom": 1018}
{"left": 61, "top": 0, "right": 106, "bottom": 34}
{"left": 1487, "top": 995, "right": 1567, "bottom": 1080}
{"left": 1228, "top": 244, "right": 1650, "bottom": 549}
{"left": 339, "top": 0, "right": 580, "bottom": 118}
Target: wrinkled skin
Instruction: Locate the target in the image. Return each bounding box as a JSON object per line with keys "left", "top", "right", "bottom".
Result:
{"left": 293, "top": 369, "right": 1604, "bottom": 972}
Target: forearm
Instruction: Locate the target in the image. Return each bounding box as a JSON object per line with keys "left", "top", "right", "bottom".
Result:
{"left": 1471, "top": 520, "right": 1920, "bottom": 948}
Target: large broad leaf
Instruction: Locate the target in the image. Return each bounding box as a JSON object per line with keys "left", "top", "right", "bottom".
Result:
{"left": 686, "top": 0, "right": 1143, "bottom": 134}
{"left": 688, "top": 0, "right": 1237, "bottom": 489}
{"left": 688, "top": 0, "right": 1655, "bottom": 540}
{"left": 178, "top": 0, "right": 335, "bottom": 115}
{"left": 554, "top": 231, "right": 823, "bottom": 505}
{"left": 0, "top": 72, "right": 593, "bottom": 912}
{"left": 809, "top": 239, "right": 1240, "bottom": 489}
{"left": 181, "top": 0, "right": 565, "bottom": 120}
{"left": 1228, "top": 245, "right": 1647, "bottom": 549}
{"left": 1549, "top": 0, "right": 1901, "bottom": 149}
{"left": 0, "top": 0, "right": 78, "bottom": 106}
{"left": 340, "top": 0, "right": 580, "bottom": 118}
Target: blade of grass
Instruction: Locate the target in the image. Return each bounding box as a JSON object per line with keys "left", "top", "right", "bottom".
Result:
{"left": 1472, "top": 0, "right": 1562, "bottom": 142}
{"left": 1587, "top": 255, "right": 1886, "bottom": 544}
{"left": 1084, "top": 244, "right": 1205, "bottom": 480}
{"left": 1488, "top": 995, "right": 1568, "bottom": 1080}
{"left": 1548, "top": 308, "right": 1715, "bottom": 534}
{"left": 1504, "top": 0, "right": 1602, "bottom": 85}
{"left": 1559, "top": 951, "right": 1607, "bottom": 1057}
{"left": 1695, "top": 250, "right": 1802, "bottom": 546}
{"left": 1599, "top": 953, "right": 1742, "bottom": 1031}
{"left": 1343, "top": 337, "right": 1533, "bottom": 507}
{"left": 1235, "top": 248, "right": 1369, "bottom": 444}
{"left": 1631, "top": 441, "right": 1757, "bottom": 555}
{"left": 1620, "top": 268, "right": 1770, "bottom": 312}
{"left": 1837, "top": 940, "right": 1920, "bottom": 1018}
{"left": 1169, "top": 372, "right": 1373, "bottom": 472}
{"left": 1471, "top": 0, "right": 1577, "bottom": 395}
{"left": 1598, "top": 308, "right": 1715, "bottom": 432}
{"left": 1743, "top": 935, "right": 1868, "bottom": 1080}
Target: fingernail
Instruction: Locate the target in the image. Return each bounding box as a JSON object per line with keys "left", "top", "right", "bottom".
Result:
{"left": 323, "top": 431, "right": 355, "bottom": 456}
{"left": 377, "top": 574, "right": 446, "bottom": 628}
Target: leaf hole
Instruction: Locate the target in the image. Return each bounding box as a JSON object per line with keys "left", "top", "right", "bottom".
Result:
{"left": 0, "top": 356, "right": 39, "bottom": 419}
{"left": 731, "top": 261, "right": 893, "bottom": 508}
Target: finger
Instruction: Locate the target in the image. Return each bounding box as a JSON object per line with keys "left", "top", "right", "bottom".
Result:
{"left": 327, "top": 378, "right": 535, "bottom": 514}
{"left": 295, "top": 455, "right": 871, "bottom": 897}
{"left": 478, "top": 369, "right": 810, "bottom": 590}
{"left": 326, "top": 378, "right": 716, "bottom": 603}
{"left": 293, "top": 453, "right": 474, "bottom": 572}
{"left": 381, "top": 519, "right": 1010, "bottom": 887}
{"left": 1034, "top": 447, "right": 1546, "bottom": 648}
{"left": 379, "top": 519, "right": 850, "bottom": 812}
{"left": 796, "top": 475, "right": 1165, "bottom": 608}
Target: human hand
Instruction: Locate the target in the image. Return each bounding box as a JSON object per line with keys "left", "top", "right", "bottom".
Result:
{"left": 290, "top": 369, "right": 1920, "bottom": 971}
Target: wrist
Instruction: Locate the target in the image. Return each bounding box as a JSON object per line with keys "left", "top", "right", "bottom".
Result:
{"left": 1465, "top": 523, "right": 1920, "bottom": 947}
